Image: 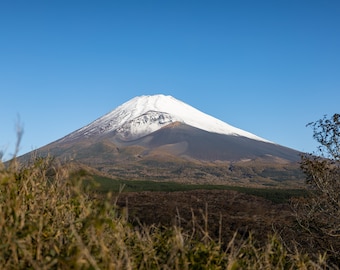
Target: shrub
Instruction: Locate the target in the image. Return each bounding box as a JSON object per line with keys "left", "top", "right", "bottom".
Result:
{"left": 293, "top": 114, "right": 340, "bottom": 267}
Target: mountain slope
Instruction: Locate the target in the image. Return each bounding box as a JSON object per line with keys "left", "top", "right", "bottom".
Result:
{"left": 125, "top": 122, "right": 300, "bottom": 162}
{"left": 29, "top": 94, "right": 303, "bottom": 187}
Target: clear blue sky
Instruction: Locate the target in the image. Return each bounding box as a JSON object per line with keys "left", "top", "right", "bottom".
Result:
{"left": 1, "top": 0, "right": 339, "bottom": 160}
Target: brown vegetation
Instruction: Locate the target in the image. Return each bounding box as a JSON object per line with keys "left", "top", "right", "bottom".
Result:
{"left": 292, "top": 114, "right": 340, "bottom": 267}
{"left": 116, "top": 189, "right": 294, "bottom": 245}
{"left": 0, "top": 155, "right": 329, "bottom": 269}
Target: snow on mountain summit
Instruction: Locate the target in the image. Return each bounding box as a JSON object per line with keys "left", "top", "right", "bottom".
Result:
{"left": 62, "top": 94, "right": 271, "bottom": 143}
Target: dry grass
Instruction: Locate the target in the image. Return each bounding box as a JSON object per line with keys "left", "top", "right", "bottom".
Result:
{"left": 0, "top": 155, "right": 330, "bottom": 269}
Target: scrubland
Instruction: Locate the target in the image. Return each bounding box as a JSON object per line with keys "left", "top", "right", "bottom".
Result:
{"left": 0, "top": 155, "right": 334, "bottom": 269}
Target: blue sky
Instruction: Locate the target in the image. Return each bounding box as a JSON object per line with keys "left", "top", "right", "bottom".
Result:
{"left": 1, "top": 0, "right": 339, "bottom": 160}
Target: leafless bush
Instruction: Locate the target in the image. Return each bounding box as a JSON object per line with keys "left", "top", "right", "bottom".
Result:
{"left": 293, "top": 114, "right": 340, "bottom": 267}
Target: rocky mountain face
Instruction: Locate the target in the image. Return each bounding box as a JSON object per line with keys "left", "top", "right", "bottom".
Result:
{"left": 29, "top": 94, "right": 304, "bottom": 187}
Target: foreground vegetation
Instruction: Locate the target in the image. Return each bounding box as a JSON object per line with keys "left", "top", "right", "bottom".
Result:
{"left": 0, "top": 156, "right": 329, "bottom": 269}
{"left": 292, "top": 114, "right": 340, "bottom": 267}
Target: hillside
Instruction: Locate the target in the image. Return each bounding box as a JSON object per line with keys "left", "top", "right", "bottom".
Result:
{"left": 21, "top": 95, "right": 304, "bottom": 187}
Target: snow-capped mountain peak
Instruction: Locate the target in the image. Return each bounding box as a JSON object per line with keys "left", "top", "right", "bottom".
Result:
{"left": 62, "top": 94, "right": 271, "bottom": 143}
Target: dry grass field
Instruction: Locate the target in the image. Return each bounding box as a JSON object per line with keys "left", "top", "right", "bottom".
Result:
{"left": 1, "top": 156, "right": 333, "bottom": 269}
{"left": 116, "top": 189, "right": 304, "bottom": 252}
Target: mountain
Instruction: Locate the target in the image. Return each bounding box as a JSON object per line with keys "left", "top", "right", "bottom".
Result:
{"left": 31, "top": 94, "right": 303, "bottom": 187}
